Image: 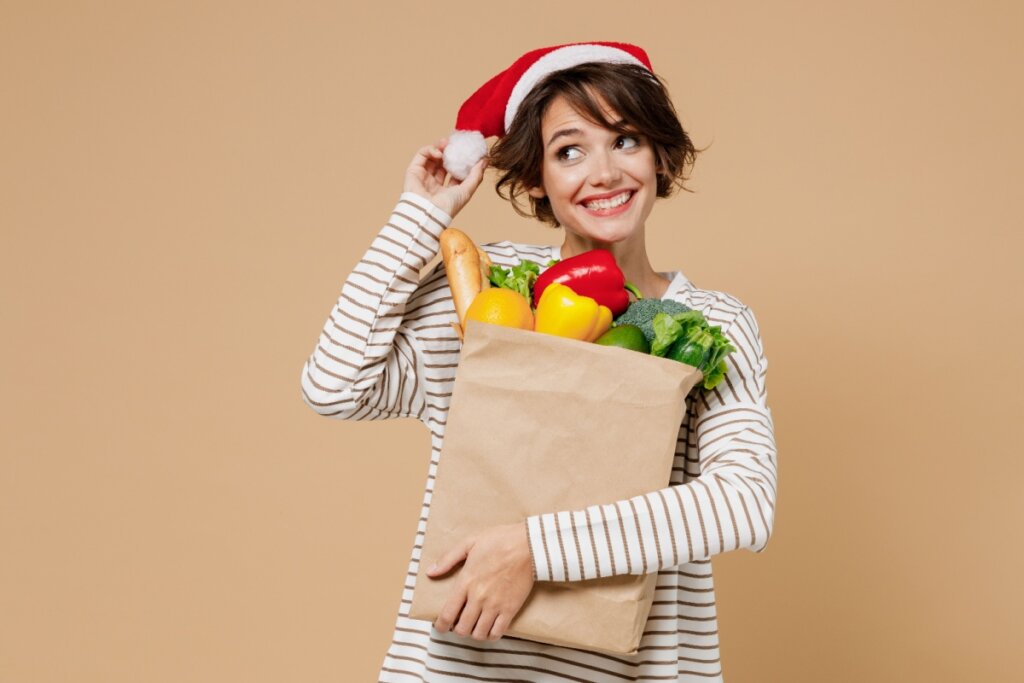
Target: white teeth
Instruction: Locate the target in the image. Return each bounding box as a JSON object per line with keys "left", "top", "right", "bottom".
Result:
{"left": 583, "top": 191, "right": 632, "bottom": 210}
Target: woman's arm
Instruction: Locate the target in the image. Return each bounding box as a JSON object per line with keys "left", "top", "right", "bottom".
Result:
{"left": 299, "top": 139, "right": 489, "bottom": 424}
{"left": 524, "top": 305, "right": 777, "bottom": 581}
{"left": 298, "top": 192, "right": 453, "bottom": 422}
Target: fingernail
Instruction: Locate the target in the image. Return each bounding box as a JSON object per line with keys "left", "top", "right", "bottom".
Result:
{"left": 429, "top": 563, "right": 438, "bottom": 573}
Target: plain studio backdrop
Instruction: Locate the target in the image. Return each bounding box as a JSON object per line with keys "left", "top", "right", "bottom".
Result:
{"left": 2, "top": 2, "right": 1022, "bottom": 681}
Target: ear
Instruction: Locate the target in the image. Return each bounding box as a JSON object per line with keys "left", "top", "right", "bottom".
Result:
{"left": 526, "top": 185, "right": 546, "bottom": 199}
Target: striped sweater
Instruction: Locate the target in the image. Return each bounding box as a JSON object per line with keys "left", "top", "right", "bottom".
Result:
{"left": 300, "top": 192, "right": 778, "bottom": 682}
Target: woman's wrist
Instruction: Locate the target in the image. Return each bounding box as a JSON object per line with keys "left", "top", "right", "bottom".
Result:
{"left": 400, "top": 191, "right": 455, "bottom": 227}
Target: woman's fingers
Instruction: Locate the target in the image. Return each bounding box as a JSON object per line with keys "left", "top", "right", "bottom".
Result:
{"left": 453, "top": 598, "right": 482, "bottom": 638}
{"left": 410, "top": 144, "right": 442, "bottom": 170}
{"left": 488, "top": 613, "right": 509, "bottom": 641}
{"left": 415, "top": 144, "right": 435, "bottom": 162}
{"left": 458, "top": 156, "right": 489, "bottom": 191}
{"left": 406, "top": 144, "right": 445, "bottom": 191}
{"left": 419, "top": 145, "right": 446, "bottom": 185}
{"left": 444, "top": 154, "right": 488, "bottom": 187}
{"left": 473, "top": 609, "right": 499, "bottom": 641}
{"left": 434, "top": 584, "right": 467, "bottom": 633}
{"left": 404, "top": 137, "right": 486, "bottom": 218}
{"left": 432, "top": 159, "right": 447, "bottom": 186}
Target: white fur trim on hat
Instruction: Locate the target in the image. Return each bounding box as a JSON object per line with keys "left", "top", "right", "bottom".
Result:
{"left": 504, "top": 45, "right": 648, "bottom": 132}
{"left": 442, "top": 130, "right": 488, "bottom": 181}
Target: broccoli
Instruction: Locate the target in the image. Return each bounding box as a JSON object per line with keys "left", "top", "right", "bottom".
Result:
{"left": 612, "top": 298, "right": 692, "bottom": 343}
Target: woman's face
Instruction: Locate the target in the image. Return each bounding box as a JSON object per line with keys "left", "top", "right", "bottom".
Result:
{"left": 527, "top": 92, "right": 658, "bottom": 247}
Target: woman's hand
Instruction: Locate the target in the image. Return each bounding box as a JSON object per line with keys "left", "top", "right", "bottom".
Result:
{"left": 427, "top": 521, "right": 535, "bottom": 642}
{"left": 403, "top": 137, "right": 489, "bottom": 220}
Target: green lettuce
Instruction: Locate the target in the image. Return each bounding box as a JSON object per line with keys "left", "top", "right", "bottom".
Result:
{"left": 487, "top": 258, "right": 558, "bottom": 302}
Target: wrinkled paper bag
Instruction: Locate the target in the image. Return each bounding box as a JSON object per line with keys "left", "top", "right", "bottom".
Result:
{"left": 408, "top": 319, "right": 703, "bottom": 655}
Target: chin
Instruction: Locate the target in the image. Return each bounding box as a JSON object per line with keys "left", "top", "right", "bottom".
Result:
{"left": 574, "top": 215, "right": 640, "bottom": 238}
{"left": 567, "top": 228, "right": 635, "bottom": 247}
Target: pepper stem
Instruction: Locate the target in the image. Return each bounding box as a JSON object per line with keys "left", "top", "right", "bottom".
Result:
{"left": 624, "top": 281, "right": 643, "bottom": 301}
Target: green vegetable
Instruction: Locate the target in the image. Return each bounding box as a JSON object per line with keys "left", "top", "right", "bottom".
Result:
{"left": 612, "top": 298, "right": 692, "bottom": 343}
{"left": 665, "top": 329, "right": 713, "bottom": 367}
{"left": 650, "top": 310, "right": 706, "bottom": 356}
{"left": 651, "top": 310, "right": 736, "bottom": 390}
{"left": 703, "top": 360, "right": 729, "bottom": 390}
{"left": 488, "top": 258, "right": 559, "bottom": 302}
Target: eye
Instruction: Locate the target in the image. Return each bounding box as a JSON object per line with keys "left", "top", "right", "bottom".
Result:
{"left": 556, "top": 146, "right": 582, "bottom": 162}
{"left": 617, "top": 134, "right": 640, "bottom": 149}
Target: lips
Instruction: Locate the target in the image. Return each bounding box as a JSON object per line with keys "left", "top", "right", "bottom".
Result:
{"left": 579, "top": 190, "right": 636, "bottom": 216}
{"left": 579, "top": 189, "right": 634, "bottom": 206}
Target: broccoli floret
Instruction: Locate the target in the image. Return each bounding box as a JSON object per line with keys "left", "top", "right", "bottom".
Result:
{"left": 613, "top": 298, "right": 692, "bottom": 342}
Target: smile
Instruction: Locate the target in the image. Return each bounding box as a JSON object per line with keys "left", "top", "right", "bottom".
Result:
{"left": 580, "top": 190, "right": 635, "bottom": 216}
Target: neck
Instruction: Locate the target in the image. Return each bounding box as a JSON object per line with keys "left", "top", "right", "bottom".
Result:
{"left": 559, "top": 229, "right": 671, "bottom": 300}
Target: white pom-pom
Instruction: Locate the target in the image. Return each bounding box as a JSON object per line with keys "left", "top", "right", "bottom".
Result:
{"left": 443, "top": 130, "right": 487, "bottom": 181}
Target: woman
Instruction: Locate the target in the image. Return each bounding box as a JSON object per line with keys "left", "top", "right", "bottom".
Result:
{"left": 301, "top": 41, "right": 777, "bottom": 682}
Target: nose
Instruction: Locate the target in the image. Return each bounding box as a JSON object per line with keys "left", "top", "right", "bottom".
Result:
{"left": 589, "top": 148, "right": 622, "bottom": 187}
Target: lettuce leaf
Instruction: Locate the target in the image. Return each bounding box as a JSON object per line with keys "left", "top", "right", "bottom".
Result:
{"left": 487, "top": 258, "right": 558, "bottom": 302}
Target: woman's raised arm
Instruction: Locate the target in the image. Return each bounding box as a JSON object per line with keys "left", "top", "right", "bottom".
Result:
{"left": 298, "top": 140, "right": 488, "bottom": 423}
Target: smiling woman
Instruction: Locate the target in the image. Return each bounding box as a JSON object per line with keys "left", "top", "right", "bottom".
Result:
{"left": 490, "top": 60, "right": 700, "bottom": 230}
{"left": 300, "top": 40, "right": 777, "bottom": 683}
{"left": 531, "top": 99, "right": 657, "bottom": 225}
{"left": 489, "top": 60, "right": 703, "bottom": 299}
{"left": 524, "top": 95, "right": 662, "bottom": 288}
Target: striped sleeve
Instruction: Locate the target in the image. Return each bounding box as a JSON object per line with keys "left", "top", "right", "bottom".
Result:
{"left": 524, "top": 305, "right": 777, "bottom": 582}
{"left": 299, "top": 192, "right": 452, "bottom": 422}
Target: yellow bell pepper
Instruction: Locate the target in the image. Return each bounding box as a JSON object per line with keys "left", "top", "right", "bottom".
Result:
{"left": 534, "top": 282, "right": 613, "bottom": 342}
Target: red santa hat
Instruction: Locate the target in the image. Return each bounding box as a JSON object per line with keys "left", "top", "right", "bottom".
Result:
{"left": 442, "top": 41, "right": 655, "bottom": 180}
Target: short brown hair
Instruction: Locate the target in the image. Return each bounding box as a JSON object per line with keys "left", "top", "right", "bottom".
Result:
{"left": 489, "top": 61, "right": 702, "bottom": 228}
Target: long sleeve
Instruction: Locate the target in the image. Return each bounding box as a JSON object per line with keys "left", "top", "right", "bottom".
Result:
{"left": 524, "top": 304, "right": 777, "bottom": 582}
{"left": 299, "top": 192, "right": 453, "bottom": 422}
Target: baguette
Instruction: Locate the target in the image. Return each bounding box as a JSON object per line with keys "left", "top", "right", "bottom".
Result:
{"left": 477, "top": 246, "right": 493, "bottom": 285}
{"left": 440, "top": 227, "right": 485, "bottom": 341}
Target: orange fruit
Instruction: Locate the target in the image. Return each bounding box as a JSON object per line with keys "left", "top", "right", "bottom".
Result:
{"left": 464, "top": 287, "right": 535, "bottom": 331}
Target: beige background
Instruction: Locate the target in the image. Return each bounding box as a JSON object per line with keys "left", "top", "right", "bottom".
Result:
{"left": 2, "top": 1, "right": 1022, "bottom": 681}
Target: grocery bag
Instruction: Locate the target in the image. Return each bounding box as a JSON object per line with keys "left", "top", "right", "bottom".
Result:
{"left": 408, "top": 319, "right": 704, "bottom": 655}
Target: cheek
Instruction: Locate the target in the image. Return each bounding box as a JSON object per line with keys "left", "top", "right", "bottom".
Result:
{"left": 545, "top": 169, "right": 586, "bottom": 201}
{"left": 636, "top": 154, "right": 659, "bottom": 181}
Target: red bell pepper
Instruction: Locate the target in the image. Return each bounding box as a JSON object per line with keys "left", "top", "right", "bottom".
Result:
{"left": 532, "top": 249, "right": 642, "bottom": 316}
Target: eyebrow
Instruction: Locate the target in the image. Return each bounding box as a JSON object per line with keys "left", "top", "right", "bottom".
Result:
{"left": 546, "top": 120, "right": 628, "bottom": 149}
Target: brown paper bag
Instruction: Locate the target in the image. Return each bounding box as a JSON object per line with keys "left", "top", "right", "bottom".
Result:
{"left": 408, "top": 319, "right": 703, "bottom": 655}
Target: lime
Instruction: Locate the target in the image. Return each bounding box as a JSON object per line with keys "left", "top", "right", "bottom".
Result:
{"left": 594, "top": 324, "right": 651, "bottom": 353}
